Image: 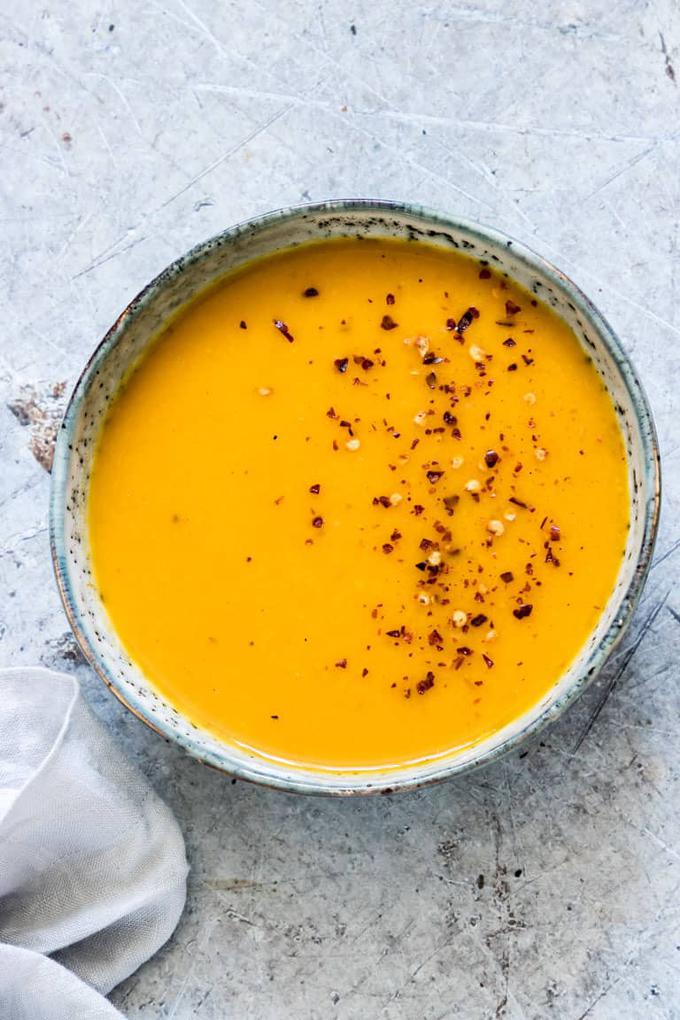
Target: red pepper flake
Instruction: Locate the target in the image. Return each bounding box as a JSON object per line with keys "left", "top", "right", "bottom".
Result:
{"left": 484, "top": 450, "right": 499, "bottom": 468}
{"left": 479, "top": 268, "right": 492, "bottom": 280}
{"left": 513, "top": 604, "right": 533, "bottom": 620}
{"left": 390, "top": 529, "right": 402, "bottom": 542}
{"left": 335, "top": 658, "right": 348, "bottom": 668}
{"left": 334, "top": 357, "right": 349, "bottom": 373}
{"left": 353, "top": 355, "right": 375, "bottom": 370}
{"left": 506, "top": 300, "right": 521, "bottom": 317}
{"left": 362, "top": 667, "right": 369, "bottom": 677}
{"left": 500, "top": 571, "right": 514, "bottom": 583}
{"left": 327, "top": 406, "right": 337, "bottom": 418}
{"left": 426, "top": 469, "right": 444, "bottom": 484}
{"left": 502, "top": 337, "right": 516, "bottom": 347}
{"left": 373, "top": 495, "right": 391, "bottom": 508}
{"left": 550, "top": 525, "right": 561, "bottom": 542}
{"left": 423, "top": 353, "right": 443, "bottom": 365}
{"left": 513, "top": 463, "right": 523, "bottom": 474}
{"left": 386, "top": 629, "right": 401, "bottom": 638}
{"left": 509, "top": 496, "right": 529, "bottom": 509}
{"left": 412, "top": 504, "right": 425, "bottom": 515}
{"left": 482, "top": 654, "right": 494, "bottom": 669}
{"left": 417, "top": 671, "right": 435, "bottom": 695}
{"left": 545, "top": 547, "right": 560, "bottom": 567}
{"left": 428, "top": 629, "right": 443, "bottom": 646}
{"left": 425, "top": 371, "right": 437, "bottom": 389}
{"left": 507, "top": 363, "right": 518, "bottom": 372}
{"left": 420, "top": 538, "right": 433, "bottom": 551}
{"left": 312, "top": 516, "right": 324, "bottom": 528}
{"left": 303, "top": 287, "right": 319, "bottom": 297}
{"left": 445, "top": 317, "right": 457, "bottom": 331}
{"left": 309, "top": 483, "right": 321, "bottom": 494}
{"left": 239, "top": 320, "right": 247, "bottom": 330}
{"left": 457, "top": 307, "right": 480, "bottom": 333}
{"left": 415, "top": 561, "right": 427, "bottom": 571}
{"left": 522, "top": 354, "right": 534, "bottom": 366}
{"left": 382, "top": 543, "right": 394, "bottom": 554}
{"left": 274, "top": 319, "right": 294, "bottom": 342}
{"left": 381, "top": 314, "right": 398, "bottom": 330}
{"left": 443, "top": 411, "right": 457, "bottom": 425}
{"left": 443, "top": 495, "right": 460, "bottom": 515}
{"left": 457, "top": 646, "right": 473, "bottom": 656}
{"left": 386, "top": 293, "right": 395, "bottom": 305}
{"left": 470, "top": 614, "right": 487, "bottom": 627}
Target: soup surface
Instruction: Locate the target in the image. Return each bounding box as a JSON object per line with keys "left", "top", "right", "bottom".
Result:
{"left": 89, "top": 239, "right": 628, "bottom": 771}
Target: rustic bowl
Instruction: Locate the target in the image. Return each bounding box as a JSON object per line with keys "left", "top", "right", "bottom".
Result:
{"left": 50, "top": 200, "right": 661, "bottom": 795}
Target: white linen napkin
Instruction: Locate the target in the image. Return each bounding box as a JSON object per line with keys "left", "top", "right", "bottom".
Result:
{"left": 0, "top": 667, "right": 189, "bottom": 1019}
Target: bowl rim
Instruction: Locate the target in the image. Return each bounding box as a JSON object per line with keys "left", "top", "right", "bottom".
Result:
{"left": 49, "top": 198, "right": 662, "bottom": 795}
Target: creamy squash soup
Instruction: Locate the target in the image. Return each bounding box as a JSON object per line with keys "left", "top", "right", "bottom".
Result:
{"left": 88, "top": 239, "right": 628, "bottom": 771}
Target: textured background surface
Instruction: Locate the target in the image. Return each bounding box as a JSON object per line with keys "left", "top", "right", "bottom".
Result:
{"left": 1, "top": 2, "right": 679, "bottom": 1017}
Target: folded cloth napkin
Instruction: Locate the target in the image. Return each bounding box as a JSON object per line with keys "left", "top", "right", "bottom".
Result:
{"left": 0, "top": 667, "right": 189, "bottom": 1019}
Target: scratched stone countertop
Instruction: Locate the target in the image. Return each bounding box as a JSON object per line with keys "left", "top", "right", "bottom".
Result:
{"left": 2, "top": 1, "right": 680, "bottom": 1017}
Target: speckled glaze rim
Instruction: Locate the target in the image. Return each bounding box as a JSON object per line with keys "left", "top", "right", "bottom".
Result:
{"left": 50, "top": 199, "right": 661, "bottom": 795}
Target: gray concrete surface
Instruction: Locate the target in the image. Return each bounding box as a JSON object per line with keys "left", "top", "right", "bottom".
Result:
{"left": 2, "top": 1, "right": 680, "bottom": 1016}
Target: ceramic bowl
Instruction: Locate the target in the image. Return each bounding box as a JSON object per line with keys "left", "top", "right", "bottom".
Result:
{"left": 50, "top": 200, "right": 661, "bottom": 795}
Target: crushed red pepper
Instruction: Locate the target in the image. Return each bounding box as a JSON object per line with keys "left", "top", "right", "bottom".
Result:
{"left": 273, "top": 319, "right": 294, "bottom": 342}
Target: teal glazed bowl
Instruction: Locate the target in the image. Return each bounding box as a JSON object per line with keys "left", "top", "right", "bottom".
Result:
{"left": 50, "top": 200, "right": 661, "bottom": 795}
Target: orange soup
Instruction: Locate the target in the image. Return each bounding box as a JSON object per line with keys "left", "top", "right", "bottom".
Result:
{"left": 88, "top": 239, "right": 628, "bottom": 770}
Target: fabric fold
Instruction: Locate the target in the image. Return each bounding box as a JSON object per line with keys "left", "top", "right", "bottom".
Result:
{"left": 0, "top": 666, "right": 188, "bottom": 1019}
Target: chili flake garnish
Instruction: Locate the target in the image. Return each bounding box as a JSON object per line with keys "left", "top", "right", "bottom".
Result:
{"left": 500, "top": 571, "right": 514, "bottom": 583}
{"left": 381, "top": 314, "right": 398, "bottom": 330}
{"left": 513, "top": 604, "right": 533, "bottom": 620}
{"left": 303, "top": 287, "right": 319, "bottom": 297}
{"left": 334, "top": 357, "right": 349, "bottom": 373}
{"left": 311, "top": 516, "right": 324, "bottom": 528}
{"left": 470, "top": 614, "right": 487, "bottom": 627}
{"left": 309, "top": 483, "right": 320, "bottom": 494}
{"left": 482, "top": 654, "right": 494, "bottom": 669}
{"left": 386, "top": 293, "right": 395, "bottom": 305}
{"left": 274, "top": 319, "right": 294, "bottom": 342}
{"left": 505, "top": 299, "right": 521, "bottom": 317}
{"left": 457, "top": 307, "right": 480, "bottom": 333}
{"left": 484, "top": 450, "right": 499, "bottom": 468}
{"left": 417, "top": 672, "right": 435, "bottom": 695}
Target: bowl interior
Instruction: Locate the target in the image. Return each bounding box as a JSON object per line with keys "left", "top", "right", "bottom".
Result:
{"left": 50, "top": 202, "right": 659, "bottom": 794}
